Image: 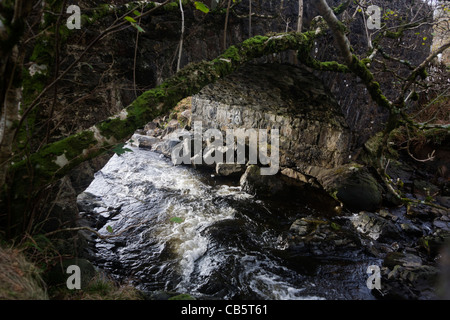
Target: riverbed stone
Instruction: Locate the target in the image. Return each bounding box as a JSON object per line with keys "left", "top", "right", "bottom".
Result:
{"left": 383, "top": 252, "right": 423, "bottom": 269}
{"left": 239, "top": 165, "right": 284, "bottom": 196}
{"left": 216, "top": 163, "right": 246, "bottom": 176}
{"left": 304, "top": 164, "right": 383, "bottom": 211}
{"left": 131, "top": 134, "right": 162, "bottom": 150}
{"left": 351, "top": 211, "right": 399, "bottom": 242}
{"left": 413, "top": 179, "right": 440, "bottom": 198}
{"left": 286, "top": 216, "right": 361, "bottom": 256}
{"left": 379, "top": 264, "right": 440, "bottom": 300}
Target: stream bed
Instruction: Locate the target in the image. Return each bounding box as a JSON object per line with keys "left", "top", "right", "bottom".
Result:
{"left": 80, "top": 146, "right": 380, "bottom": 300}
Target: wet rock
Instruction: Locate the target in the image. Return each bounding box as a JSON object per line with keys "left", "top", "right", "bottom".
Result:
{"left": 280, "top": 168, "right": 321, "bottom": 188}
{"left": 77, "top": 191, "right": 121, "bottom": 231}
{"left": 413, "top": 179, "right": 440, "bottom": 198}
{"left": 407, "top": 202, "right": 448, "bottom": 220}
{"left": 239, "top": 165, "right": 284, "bottom": 196}
{"left": 437, "top": 196, "right": 450, "bottom": 209}
{"left": 378, "top": 209, "right": 399, "bottom": 222}
{"left": 216, "top": 163, "right": 246, "bottom": 176}
{"left": 333, "top": 169, "right": 383, "bottom": 212}
{"left": 351, "top": 211, "right": 400, "bottom": 242}
{"left": 286, "top": 216, "right": 360, "bottom": 256}
{"left": 383, "top": 252, "right": 423, "bottom": 269}
{"left": 77, "top": 191, "right": 103, "bottom": 213}
{"left": 69, "top": 153, "right": 112, "bottom": 195}
{"left": 418, "top": 230, "right": 450, "bottom": 257}
{"left": 400, "top": 223, "right": 423, "bottom": 237}
{"left": 433, "top": 219, "right": 450, "bottom": 232}
{"left": 378, "top": 264, "right": 439, "bottom": 300}
{"left": 305, "top": 164, "right": 383, "bottom": 212}
{"left": 153, "top": 138, "right": 183, "bottom": 158}
{"left": 144, "top": 121, "right": 158, "bottom": 131}
{"left": 378, "top": 249, "right": 440, "bottom": 300}
{"left": 139, "top": 136, "right": 162, "bottom": 150}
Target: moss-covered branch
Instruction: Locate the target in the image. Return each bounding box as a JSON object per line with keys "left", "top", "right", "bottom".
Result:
{"left": 8, "top": 31, "right": 317, "bottom": 192}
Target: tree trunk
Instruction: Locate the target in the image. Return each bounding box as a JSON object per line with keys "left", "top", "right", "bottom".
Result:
{"left": 0, "top": 0, "right": 35, "bottom": 187}
{"left": 223, "top": 0, "right": 232, "bottom": 50}
{"left": 297, "top": 0, "right": 303, "bottom": 33}
{"left": 293, "top": 0, "right": 303, "bottom": 64}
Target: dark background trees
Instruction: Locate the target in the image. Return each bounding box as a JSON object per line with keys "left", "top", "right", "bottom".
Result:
{"left": 0, "top": 0, "right": 448, "bottom": 243}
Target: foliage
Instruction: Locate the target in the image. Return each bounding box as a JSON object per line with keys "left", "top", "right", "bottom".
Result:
{"left": 194, "top": 1, "right": 210, "bottom": 14}
{"left": 0, "top": 246, "right": 48, "bottom": 300}
{"left": 124, "top": 15, "right": 145, "bottom": 33}
{"left": 112, "top": 143, "right": 133, "bottom": 156}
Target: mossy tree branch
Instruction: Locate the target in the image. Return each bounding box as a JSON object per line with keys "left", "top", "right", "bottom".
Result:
{"left": 7, "top": 31, "right": 317, "bottom": 194}
{"left": 314, "top": 0, "right": 449, "bottom": 204}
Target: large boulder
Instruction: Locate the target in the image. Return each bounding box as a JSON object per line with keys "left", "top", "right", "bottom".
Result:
{"left": 305, "top": 164, "right": 383, "bottom": 212}
{"left": 239, "top": 165, "right": 284, "bottom": 196}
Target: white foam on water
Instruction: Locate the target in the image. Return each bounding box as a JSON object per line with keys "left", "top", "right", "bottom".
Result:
{"left": 86, "top": 147, "right": 333, "bottom": 299}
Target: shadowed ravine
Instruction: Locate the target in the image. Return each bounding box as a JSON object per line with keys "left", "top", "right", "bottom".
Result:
{"left": 79, "top": 146, "right": 380, "bottom": 300}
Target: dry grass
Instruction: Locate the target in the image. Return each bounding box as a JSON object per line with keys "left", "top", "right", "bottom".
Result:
{"left": 0, "top": 246, "right": 48, "bottom": 300}
{"left": 0, "top": 243, "right": 143, "bottom": 300}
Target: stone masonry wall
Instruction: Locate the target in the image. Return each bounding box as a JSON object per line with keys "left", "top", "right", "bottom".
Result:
{"left": 190, "top": 63, "right": 353, "bottom": 172}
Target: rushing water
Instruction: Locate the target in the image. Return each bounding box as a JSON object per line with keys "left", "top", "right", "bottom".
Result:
{"left": 84, "top": 146, "right": 378, "bottom": 300}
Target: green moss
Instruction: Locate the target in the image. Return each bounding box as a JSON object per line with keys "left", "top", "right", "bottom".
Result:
{"left": 40, "top": 130, "right": 96, "bottom": 161}
{"left": 10, "top": 130, "right": 98, "bottom": 191}
{"left": 220, "top": 45, "right": 241, "bottom": 62}
{"left": 21, "top": 68, "right": 48, "bottom": 107}
{"left": 419, "top": 68, "right": 428, "bottom": 80}
{"left": 301, "top": 57, "right": 350, "bottom": 73}
{"left": 295, "top": 31, "right": 349, "bottom": 73}
{"left": 333, "top": 2, "right": 350, "bottom": 15}
{"left": 164, "top": 1, "right": 179, "bottom": 11}
{"left": 242, "top": 35, "right": 269, "bottom": 51}
{"left": 98, "top": 118, "right": 134, "bottom": 141}
{"left": 385, "top": 30, "right": 403, "bottom": 39}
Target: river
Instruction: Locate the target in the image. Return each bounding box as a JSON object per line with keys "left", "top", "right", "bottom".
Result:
{"left": 83, "top": 145, "right": 379, "bottom": 300}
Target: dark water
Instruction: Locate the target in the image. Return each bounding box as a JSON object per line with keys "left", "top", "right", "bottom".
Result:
{"left": 85, "top": 146, "right": 377, "bottom": 300}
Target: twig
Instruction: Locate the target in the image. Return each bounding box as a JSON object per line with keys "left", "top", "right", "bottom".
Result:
{"left": 223, "top": 0, "right": 232, "bottom": 50}
{"left": 133, "top": 5, "right": 144, "bottom": 98}
{"left": 176, "top": 0, "right": 185, "bottom": 72}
